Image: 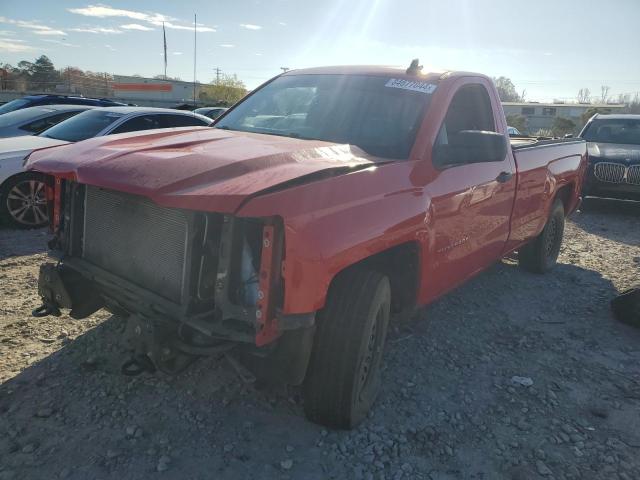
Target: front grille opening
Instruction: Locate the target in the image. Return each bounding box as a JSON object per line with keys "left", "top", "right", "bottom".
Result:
{"left": 82, "top": 186, "right": 190, "bottom": 303}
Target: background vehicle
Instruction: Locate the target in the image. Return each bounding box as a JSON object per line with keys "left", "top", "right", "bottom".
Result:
{"left": 579, "top": 114, "right": 640, "bottom": 201}
{"left": 1, "top": 107, "right": 211, "bottom": 228}
{"left": 507, "top": 126, "right": 522, "bottom": 135}
{"left": 0, "top": 94, "right": 126, "bottom": 115}
{"left": 0, "top": 105, "right": 94, "bottom": 139}
{"left": 195, "top": 106, "right": 228, "bottom": 120}
{"left": 29, "top": 65, "right": 586, "bottom": 428}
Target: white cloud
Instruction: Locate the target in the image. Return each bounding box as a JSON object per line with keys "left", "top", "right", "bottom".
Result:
{"left": 254, "top": 53, "right": 263, "bottom": 56}
{"left": 68, "top": 5, "right": 168, "bottom": 23}
{"left": 164, "top": 21, "right": 215, "bottom": 32}
{"left": 121, "top": 23, "right": 154, "bottom": 31}
{"left": 0, "top": 39, "right": 36, "bottom": 52}
{"left": 68, "top": 5, "right": 215, "bottom": 32}
{"left": 172, "top": 51, "right": 183, "bottom": 55}
{"left": 71, "top": 27, "right": 122, "bottom": 34}
{"left": 105, "top": 44, "right": 116, "bottom": 51}
{"left": 240, "top": 23, "right": 262, "bottom": 30}
{"left": 219, "top": 44, "right": 235, "bottom": 48}
{"left": 43, "top": 39, "right": 80, "bottom": 47}
{"left": 33, "top": 29, "right": 67, "bottom": 36}
{"left": 0, "top": 16, "right": 66, "bottom": 36}
{"left": 278, "top": 22, "right": 286, "bottom": 26}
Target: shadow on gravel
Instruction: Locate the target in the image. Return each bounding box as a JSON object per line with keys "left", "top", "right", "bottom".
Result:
{"left": 0, "top": 316, "right": 326, "bottom": 480}
{"left": 0, "top": 227, "right": 48, "bottom": 260}
{"left": 573, "top": 197, "right": 640, "bottom": 246}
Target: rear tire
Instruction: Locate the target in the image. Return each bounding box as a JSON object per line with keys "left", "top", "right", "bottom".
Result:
{"left": 303, "top": 268, "right": 391, "bottom": 429}
{"left": 0, "top": 172, "right": 48, "bottom": 229}
{"left": 518, "top": 199, "right": 565, "bottom": 274}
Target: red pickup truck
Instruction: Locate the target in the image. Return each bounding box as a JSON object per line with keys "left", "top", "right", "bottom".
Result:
{"left": 28, "top": 63, "right": 587, "bottom": 429}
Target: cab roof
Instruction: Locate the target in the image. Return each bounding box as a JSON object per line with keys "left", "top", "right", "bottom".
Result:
{"left": 282, "top": 65, "right": 487, "bottom": 82}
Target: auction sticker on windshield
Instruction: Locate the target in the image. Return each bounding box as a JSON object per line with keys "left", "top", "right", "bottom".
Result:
{"left": 385, "top": 78, "right": 437, "bottom": 94}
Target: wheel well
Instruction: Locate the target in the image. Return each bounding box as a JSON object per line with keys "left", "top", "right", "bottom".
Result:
{"left": 554, "top": 183, "right": 574, "bottom": 215}
{"left": 330, "top": 242, "right": 420, "bottom": 313}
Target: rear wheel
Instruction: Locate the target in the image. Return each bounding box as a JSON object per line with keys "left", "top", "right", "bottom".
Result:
{"left": 0, "top": 173, "right": 48, "bottom": 229}
{"left": 303, "top": 268, "right": 391, "bottom": 429}
{"left": 518, "top": 199, "right": 565, "bottom": 273}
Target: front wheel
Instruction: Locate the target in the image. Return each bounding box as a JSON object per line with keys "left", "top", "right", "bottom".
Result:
{"left": 0, "top": 173, "right": 49, "bottom": 229}
{"left": 518, "top": 199, "right": 565, "bottom": 274}
{"left": 303, "top": 268, "right": 391, "bottom": 429}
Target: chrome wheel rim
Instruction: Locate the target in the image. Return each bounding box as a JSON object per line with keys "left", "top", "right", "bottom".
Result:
{"left": 7, "top": 180, "right": 48, "bottom": 226}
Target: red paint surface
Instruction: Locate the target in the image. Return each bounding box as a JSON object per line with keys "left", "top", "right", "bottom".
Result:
{"left": 29, "top": 68, "right": 587, "bottom": 343}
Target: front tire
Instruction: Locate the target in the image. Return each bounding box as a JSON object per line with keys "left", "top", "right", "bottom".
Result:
{"left": 0, "top": 173, "right": 49, "bottom": 229}
{"left": 518, "top": 199, "right": 565, "bottom": 273}
{"left": 303, "top": 268, "right": 391, "bottom": 429}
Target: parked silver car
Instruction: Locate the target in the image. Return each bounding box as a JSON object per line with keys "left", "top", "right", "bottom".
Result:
{"left": 0, "top": 107, "right": 212, "bottom": 228}
{"left": 0, "top": 105, "right": 95, "bottom": 138}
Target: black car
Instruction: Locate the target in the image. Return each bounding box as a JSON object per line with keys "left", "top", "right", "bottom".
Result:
{"left": 0, "top": 94, "right": 127, "bottom": 115}
{"left": 194, "top": 106, "right": 228, "bottom": 120}
{"left": 579, "top": 114, "right": 640, "bottom": 201}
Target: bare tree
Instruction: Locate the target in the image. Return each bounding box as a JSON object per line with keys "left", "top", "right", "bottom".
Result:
{"left": 577, "top": 88, "right": 591, "bottom": 103}
{"left": 600, "top": 85, "right": 610, "bottom": 103}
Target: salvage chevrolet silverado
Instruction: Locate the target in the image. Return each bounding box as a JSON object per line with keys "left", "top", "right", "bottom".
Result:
{"left": 27, "top": 63, "right": 587, "bottom": 429}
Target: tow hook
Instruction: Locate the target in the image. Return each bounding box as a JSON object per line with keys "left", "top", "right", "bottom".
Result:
{"left": 121, "top": 354, "right": 157, "bottom": 376}
{"left": 32, "top": 303, "right": 61, "bottom": 317}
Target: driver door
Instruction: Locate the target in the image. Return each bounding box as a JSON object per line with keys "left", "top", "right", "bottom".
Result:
{"left": 425, "top": 81, "right": 516, "bottom": 299}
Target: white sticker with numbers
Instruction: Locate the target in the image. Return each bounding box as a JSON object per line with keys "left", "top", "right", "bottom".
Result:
{"left": 384, "top": 78, "right": 437, "bottom": 94}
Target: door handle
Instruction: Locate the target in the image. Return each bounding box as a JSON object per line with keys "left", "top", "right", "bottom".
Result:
{"left": 496, "top": 171, "right": 513, "bottom": 183}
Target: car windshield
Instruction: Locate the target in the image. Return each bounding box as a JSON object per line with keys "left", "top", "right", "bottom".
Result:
{"left": 215, "top": 74, "right": 436, "bottom": 159}
{"left": 582, "top": 118, "right": 640, "bottom": 145}
{"left": 0, "top": 107, "right": 57, "bottom": 127}
{"left": 0, "top": 98, "right": 32, "bottom": 115}
{"left": 40, "top": 110, "right": 125, "bottom": 142}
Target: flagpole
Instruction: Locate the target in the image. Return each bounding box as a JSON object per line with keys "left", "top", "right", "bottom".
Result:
{"left": 163, "top": 22, "right": 167, "bottom": 80}
{"left": 193, "top": 13, "right": 197, "bottom": 106}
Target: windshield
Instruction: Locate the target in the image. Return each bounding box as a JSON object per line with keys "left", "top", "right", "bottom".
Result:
{"left": 215, "top": 74, "right": 435, "bottom": 159}
{"left": 0, "top": 98, "right": 32, "bottom": 115}
{"left": 41, "top": 110, "right": 125, "bottom": 142}
{"left": 0, "top": 107, "right": 55, "bottom": 127}
{"left": 582, "top": 118, "right": 640, "bottom": 145}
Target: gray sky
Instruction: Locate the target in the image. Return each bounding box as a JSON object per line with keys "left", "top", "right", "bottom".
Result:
{"left": 1, "top": 0, "right": 639, "bottom": 102}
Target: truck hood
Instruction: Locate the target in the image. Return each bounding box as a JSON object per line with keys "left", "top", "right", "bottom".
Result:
{"left": 26, "top": 127, "right": 376, "bottom": 213}
{"left": 587, "top": 142, "right": 640, "bottom": 163}
{"left": 0, "top": 135, "right": 68, "bottom": 158}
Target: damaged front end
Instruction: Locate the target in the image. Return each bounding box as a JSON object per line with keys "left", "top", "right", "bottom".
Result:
{"left": 35, "top": 179, "right": 314, "bottom": 381}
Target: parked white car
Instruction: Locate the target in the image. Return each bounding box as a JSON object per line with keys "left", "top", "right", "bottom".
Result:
{"left": 0, "top": 107, "right": 211, "bottom": 228}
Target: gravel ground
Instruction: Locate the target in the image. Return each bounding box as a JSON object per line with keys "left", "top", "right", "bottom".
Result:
{"left": 1, "top": 198, "right": 639, "bottom": 480}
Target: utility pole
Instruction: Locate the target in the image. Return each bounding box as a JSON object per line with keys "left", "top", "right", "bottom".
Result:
{"left": 213, "top": 67, "right": 222, "bottom": 85}
{"left": 280, "top": 67, "right": 289, "bottom": 73}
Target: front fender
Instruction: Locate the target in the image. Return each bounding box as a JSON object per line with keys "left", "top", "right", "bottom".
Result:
{"left": 236, "top": 160, "right": 430, "bottom": 314}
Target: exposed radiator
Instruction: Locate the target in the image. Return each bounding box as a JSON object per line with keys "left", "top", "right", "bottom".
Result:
{"left": 82, "top": 186, "right": 189, "bottom": 303}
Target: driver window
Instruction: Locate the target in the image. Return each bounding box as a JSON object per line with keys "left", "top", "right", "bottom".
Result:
{"left": 433, "top": 84, "right": 497, "bottom": 167}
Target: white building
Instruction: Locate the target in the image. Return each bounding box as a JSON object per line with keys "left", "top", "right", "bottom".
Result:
{"left": 502, "top": 102, "right": 625, "bottom": 134}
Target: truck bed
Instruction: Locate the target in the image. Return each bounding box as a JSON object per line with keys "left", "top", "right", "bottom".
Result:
{"left": 510, "top": 137, "right": 585, "bottom": 150}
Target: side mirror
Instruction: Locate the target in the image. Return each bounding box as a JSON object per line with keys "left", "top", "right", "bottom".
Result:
{"left": 434, "top": 130, "right": 507, "bottom": 167}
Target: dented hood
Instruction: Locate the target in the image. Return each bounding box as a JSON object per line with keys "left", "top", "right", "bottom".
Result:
{"left": 26, "top": 127, "right": 375, "bottom": 213}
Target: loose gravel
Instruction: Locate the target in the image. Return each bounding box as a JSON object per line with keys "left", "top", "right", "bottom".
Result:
{"left": 1, "top": 198, "right": 639, "bottom": 480}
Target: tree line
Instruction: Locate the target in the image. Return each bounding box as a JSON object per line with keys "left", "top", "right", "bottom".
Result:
{"left": 0, "top": 55, "right": 248, "bottom": 106}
